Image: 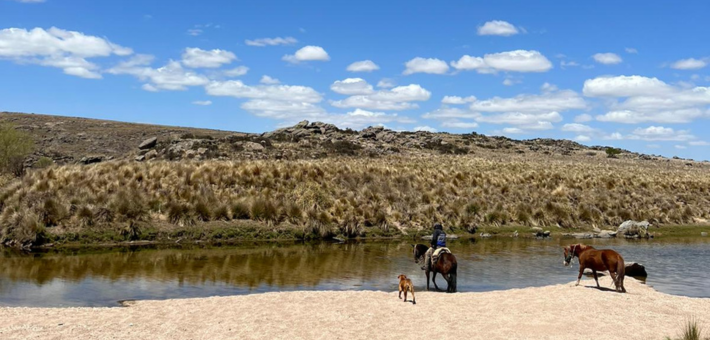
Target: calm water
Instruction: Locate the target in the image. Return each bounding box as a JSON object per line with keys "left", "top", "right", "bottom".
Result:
{"left": 0, "top": 237, "right": 708, "bottom": 307}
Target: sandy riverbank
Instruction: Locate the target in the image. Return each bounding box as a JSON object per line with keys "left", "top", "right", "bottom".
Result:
{"left": 1, "top": 276, "right": 709, "bottom": 340}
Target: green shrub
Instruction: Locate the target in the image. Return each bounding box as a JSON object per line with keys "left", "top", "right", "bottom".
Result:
{"left": 605, "top": 147, "right": 622, "bottom": 158}
{"left": 34, "top": 157, "right": 54, "bottom": 169}
{"left": 0, "top": 124, "right": 34, "bottom": 176}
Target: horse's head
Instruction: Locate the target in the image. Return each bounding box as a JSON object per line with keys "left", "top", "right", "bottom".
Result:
{"left": 563, "top": 244, "right": 579, "bottom": 266}
{"left": 412, "top": 244, "right": 426, "bottom": 263}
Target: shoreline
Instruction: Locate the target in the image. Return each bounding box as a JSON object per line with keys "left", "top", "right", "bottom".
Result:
{"left": 1, "top": 277, "right": 709, "bottom": 339}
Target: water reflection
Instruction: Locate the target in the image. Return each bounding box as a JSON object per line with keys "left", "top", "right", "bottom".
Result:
{"left": 1, "top": 237, "right": 708, "bottom": 307}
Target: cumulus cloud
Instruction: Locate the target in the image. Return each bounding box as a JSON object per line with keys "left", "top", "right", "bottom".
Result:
{"left": 260, "top": 75, "right": 280, "bottom": 84}
{"left": 244, "top": 37, "right": 297, "bottom": 47}
{"left": 689, "top": 141, "right": 710, "bottom": 146}
{"left": 377, "top": 78, "right": 395, "bottom": 88}
{"left": 0, "top": 27, "right": 132, "bottom": 79}
{"left": 192, "top": 100, "right": 212, "bottom": 106}
{"left": 424, "top": 86, "right": 585, "bottom": 133}
{"left": 206, "top": 80, "right": 323, "bottom": 103}
{"left": 626, "top": 126, "right": 696, "bottom": 141}
{"left": 584, "top": 75, "right": 710, "bottom": 124}
{"left": 671, "top": 58, "right": 707, "bottom": 70}
{"left": 331, "top": 83, "right": 431, "bottom": 111}
{"left": 181, "top": 47, "right": 236, "bottom": 68}
{"left": 625, "top": 47, "right": 638, "bottom": 54}
{"left": 592, "top": 53, "right": 622, "bottom": 65}
{"left": 282, "top": 45, "right": 330, "bottom": 63}
{"left": 415, "top": 126, "right": 437, "bottom": 132}
{"left": 441, "top": 120, "right": 479, "bottom": 129}
{"left": 347, "top": 60, "right": 379, "bottom": 72}
{"left": 451, "top": 50, "right": 552, "bottom": 73}
{"left": 574, "top": 114, "right": 593, "bottom": 123}
{"left": 107, "top": 58, "right": 209, "bottom": 91}
{"left": 403, "top": 57, "right": 449, "bottom": 75}
{"left": 222, "top": 66, "right": 249, "bottom": 77}
{"left": 330, "top": 78, "right": 374, "bottom": 95}
{"left": 575, "top": 135, "right": 592, "bottom": 142}
{"left": 441, "top": 96, "right": 476, "bottom": 105}
{"left": 318, "top": 109, "right": 415, "bottom": 130}
{"left": 477, "top": 20, "right": 519, "bottom": 36}
{"left": 561, "top": 123, "right": 598, "bottom": 134}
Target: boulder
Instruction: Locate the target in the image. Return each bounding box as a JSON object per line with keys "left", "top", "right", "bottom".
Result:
{"left": 625, "top": 262, "right": 647, "bottom": 277}
{"left": 597, "top": 230, "right": 617, "bottom": 238}
{"left": 618, "top": 220, "right": 651, "bottom": 238}
{"left": 294, "top": 120, "right": 309, "bottom": 129}
{"left": 531, "top": 227, "right": 543, "bottom": 232}
{"left": 145, "top": 149, "right": 158, "bottom": 160}
{"left": 702, "top": 232, "right": 708, "bottom": 237}
{"left": 244, "top": 142, "right": 265, "bottom": 152}
{"left": 134, "top": 155, "right": 145, "bottom": 162}
{"left": 138, "top": 137, "right": 158, "bottom": 150}
{"left": 80, "top": 156, "right": 103, "bottom": 164}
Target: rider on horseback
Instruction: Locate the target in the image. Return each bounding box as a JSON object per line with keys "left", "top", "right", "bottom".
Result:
{"left": 422, "top": 223, "right": 446, "bottom": 271}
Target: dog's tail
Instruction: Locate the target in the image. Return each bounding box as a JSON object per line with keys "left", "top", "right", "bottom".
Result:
{"left": 448, "top": 262, "right": 457, "bottom": 293}
{"left": 616, "top": 256, "right": 626, "bottom": 293}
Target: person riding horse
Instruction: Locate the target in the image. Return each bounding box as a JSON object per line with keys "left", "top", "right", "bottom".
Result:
{"left": 422, "top": 223, "right": 446, "bottom": 271}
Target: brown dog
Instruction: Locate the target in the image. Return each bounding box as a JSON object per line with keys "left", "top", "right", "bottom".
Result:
{"left": 398, "top": 274, "right": 416, "bottom": 304}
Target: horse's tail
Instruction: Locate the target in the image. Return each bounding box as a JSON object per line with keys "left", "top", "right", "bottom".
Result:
{"left": 616, "top": 255, "right": 626, "bottom": 293}
{"left": 449, "top": 261, "right": 457, "bottom": 293}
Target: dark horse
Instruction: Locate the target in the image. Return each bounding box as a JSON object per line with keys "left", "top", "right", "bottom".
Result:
{"left": 412, "top": 244, "right": 457, "bottom": 293}
{"left": 563, "top": 243, "right": 626, "bottom": 293}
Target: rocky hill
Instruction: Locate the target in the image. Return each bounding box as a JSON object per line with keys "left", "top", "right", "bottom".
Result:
{"left": 0, "top": 111, "right": 690, "bottom": 167}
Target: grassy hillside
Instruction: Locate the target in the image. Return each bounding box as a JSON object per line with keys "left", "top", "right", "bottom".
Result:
{"left": 2, "top": 154, "right": 708, "bottom": 248}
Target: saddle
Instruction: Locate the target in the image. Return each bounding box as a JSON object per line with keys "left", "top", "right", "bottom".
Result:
{"left": 432, "top": 247, "right": 450, "bottom": 265}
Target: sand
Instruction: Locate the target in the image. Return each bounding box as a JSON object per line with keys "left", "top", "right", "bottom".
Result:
{"left": 1, "top": 276, "right": 709, "bottom": 340}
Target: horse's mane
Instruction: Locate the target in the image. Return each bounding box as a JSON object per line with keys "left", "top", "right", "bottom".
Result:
{"left": 573, "top": 243, "right": 595, "bottom": 254}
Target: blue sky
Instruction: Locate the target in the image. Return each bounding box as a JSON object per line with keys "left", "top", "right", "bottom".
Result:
{"left": 2, "top": 1, "right": 710, "bottom": 160}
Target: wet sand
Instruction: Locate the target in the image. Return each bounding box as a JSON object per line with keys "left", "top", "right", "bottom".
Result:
{"left": 1, "top": 276, "right": 708, "bottom": 340}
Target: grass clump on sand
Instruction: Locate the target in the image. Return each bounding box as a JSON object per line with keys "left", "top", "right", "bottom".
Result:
{"left": 1, "top": 154, "right": 710, "bottom": 247}
{"left": 666, "top": 319, "right": 709, "bottom": 340}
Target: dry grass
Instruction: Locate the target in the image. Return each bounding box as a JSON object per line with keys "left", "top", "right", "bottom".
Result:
{"left": 1, "top": 154, "right": 709, "bottom": 246}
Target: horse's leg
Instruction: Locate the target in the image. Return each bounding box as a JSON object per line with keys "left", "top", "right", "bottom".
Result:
{"left": 592, "top": 269, "right": 600, "bottom": 288}
{"left": 576, "top": 265, "right": 584, "bottom": 286}
{"left": 445, "top": 273, "right": 452, "bottom": 293}
{"left": 432, "top": 271, "right": 440, "bottom": 291}
{"left": 609, "top": 270, "right": 618, "bottom": 290}
{"left": 425, "top": 270, "right": 430, "bottom": 291}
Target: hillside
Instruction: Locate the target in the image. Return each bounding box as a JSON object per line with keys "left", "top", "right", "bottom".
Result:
{"left": 1, "top": 111, "right": 709, "bottom": 248}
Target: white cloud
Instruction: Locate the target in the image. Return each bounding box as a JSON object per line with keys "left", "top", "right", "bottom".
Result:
{"left": 347, "top": 60, "right": 379, "bottom": 72}
{"left": 319, "top": 109, "right": 414, "bottom": 130}
{"left": 477, "top": 20, "right": 519, "bottom": 36}
{"left": 477, "top": 112, "right": 561, "bottom": 128}
{"left": 415, "top": 126, "right": 437, "bottom": 132}
{"left": 592, "top": 53, "right": 622, "bottom": 65}
{"left": 625, "top": 47, "right": 638, "bottom": 54}
{"left": 331, "top": 84, "right": 431, "bottom": 111}
{"left": 626, "top": 126, "right": 696, "bottom": 141}
{"left": 241, "top": 99, "right": 326, "bottom": 120}
{"left": 187, "top": 29, "right": 203, "bottom": 36}
{"left": 503, "top": 77, "right": 521, "bottom": 86}
{"left": 451, "top": 50, "right": 552, "bottom": 73}
{"left": 689, "top": 141, "right": 710, "bottom": 146}
{"left": 260, "top": 75, "right": 280, "bottom": 84}
{"left": 223, "top": 66, "right": 249, "bottom": 77}
{"left": 0, "top": 27, "right": 132, "bottom": 79}
{"left": 244, "top": 37, "right": 297, "bottom": 47}
{"left": 561, "top": 123, "right": 597, "bottom": 133}
{"left": 441, "top": 120, "right": 479, "bottom": 129}
{"left": 282, "top": 45, "right": 330, "bottom": 63}
{"left": 469, "top": 90, "right": 586, "bottom": 113}
{"left": 422, "top": 106, "right": 480, "bottom": 120}
{"left": 675, "top": 145, "right": 687, "bottom": 149}
{"left": 574, "top": 114, "right": 593, "bottom": 123}
{"left": 206, "top": 80, "right": 323, "bottom": 103}
{"left": 107, "top": 58, "right": 209, "bottom": 91}
{"left": 671, "top": 58, "right": 707, "bottom": 70}
{"left": 441, "top": 96, "right": 476, "bottom": 105}
{"left": 403, "top": 57, "right": 449, "bottom": 75}
{"left": 377, "top": 78, "right": 395, "bottom": 88}
{"left": 502, "top": 127, "right": 524, "bottom": 134}
{"left": 192, "top": 100, "right": 212, "bottom": 106}
{"left": 585, "top": 75, "right": 710, "bottom": 124}
{"left": 583, "top": 75, "right": 673, "bottom": 97}
{"left": 560, "top": 60, "right": 579, "bottom": 69}
{"left": 330, "top": 78, "right": 374, "bottom": 95}
{"left": 181, "top": 48, "right": 236, "bottom": 68}
{"left": 575, "top": 135, "right": 592, "bottom": 142}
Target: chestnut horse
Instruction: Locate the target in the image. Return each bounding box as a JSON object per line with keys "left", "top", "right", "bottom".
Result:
{"left": 563, "top": 243, "right": 626, "bottom": 293}
{"left": 412, "top": 244, "right": 457, "bottom": 293}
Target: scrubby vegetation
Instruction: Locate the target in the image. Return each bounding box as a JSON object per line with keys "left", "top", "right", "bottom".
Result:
{"left": 0, "top": 124, "right": 34, "bottom": 176}
{"left": 1, "top": 154, "right": 709, "bottom": 247}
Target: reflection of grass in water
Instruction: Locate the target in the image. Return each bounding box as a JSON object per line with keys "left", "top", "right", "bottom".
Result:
{"left": 0, "top": 242, "right": 411, "bottom": 289}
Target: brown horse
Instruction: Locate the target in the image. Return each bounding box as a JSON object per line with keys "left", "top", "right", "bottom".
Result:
{"left": 563, "top": 243, "right": 626, "bottom": 293}
{"left": 412, "top": 244, "right": 457, "bottom": 293}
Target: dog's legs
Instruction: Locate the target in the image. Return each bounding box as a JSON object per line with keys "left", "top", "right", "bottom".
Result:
{"left": 399, "top": 288, "right": 402, "bottom": 299}
{"left": 404, "top": 289, "right": 408, "bottom": 302}
{"left": 411, "top": 287, "right": 416, "bottom": 304}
